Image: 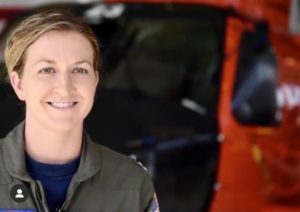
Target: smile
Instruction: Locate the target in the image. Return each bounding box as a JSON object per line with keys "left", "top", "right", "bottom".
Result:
{"left": 47, "top": 101, "right": 77, "bottom": 109}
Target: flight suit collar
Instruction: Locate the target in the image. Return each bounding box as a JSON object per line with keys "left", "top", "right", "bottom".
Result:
{"left": 2, "top": 121, "right": 32, "bottom": 182}
{"left": 2, "top": 121, "right": 102, "bottom": 183}
{"left": 73, "top": 132, "right": 102, "bottom": 182}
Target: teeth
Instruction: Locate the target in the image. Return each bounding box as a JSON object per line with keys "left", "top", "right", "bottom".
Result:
{"left": 50, "top": 102, "right": 75, "bottom": 109}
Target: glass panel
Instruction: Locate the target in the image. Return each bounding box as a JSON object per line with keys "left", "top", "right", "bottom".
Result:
{"left": 106, "top": 18, "right": 220, "bottom": 115}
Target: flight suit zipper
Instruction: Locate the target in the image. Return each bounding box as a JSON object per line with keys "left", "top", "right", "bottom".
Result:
{"left": 56, "top": 182, "right": 80, "bottom": 212}
{"left": 31, "top": 181, "right": 49, "bottom": 212}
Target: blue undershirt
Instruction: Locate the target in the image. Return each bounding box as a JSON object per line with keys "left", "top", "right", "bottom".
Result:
{"left": 25, "top": 154, "right": 80, "bottom": 212}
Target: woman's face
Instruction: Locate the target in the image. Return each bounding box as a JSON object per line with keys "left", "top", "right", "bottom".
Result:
{"left": 10, "top": 30, "right": 99, "bottom": 131}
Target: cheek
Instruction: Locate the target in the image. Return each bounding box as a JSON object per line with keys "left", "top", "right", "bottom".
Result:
{"left": 81, "top": 78, "right": 97, "bottom": 93}
{"left": 77, "top": 82, "right": 97, "bottom": 101}
{"left": 22, "top": 81, "right": 51, "bottom": 100}
{"left": 80, "top": 84, "right": 97, "bottom": 116}
{"left": 86, "top": 84, "right": 97, "bottom": 100}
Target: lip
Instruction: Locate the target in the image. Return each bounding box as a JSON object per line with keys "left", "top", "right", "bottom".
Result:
{"left": 47, "top": 101, "right": 78, "bottom": 110}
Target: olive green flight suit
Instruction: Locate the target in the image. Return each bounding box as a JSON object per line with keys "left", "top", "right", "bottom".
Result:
{"left": 0, "top": 122, "right": 158, "bottom": 211}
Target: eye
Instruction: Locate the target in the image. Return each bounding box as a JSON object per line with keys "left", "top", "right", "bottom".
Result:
{"left": 38, "top": 67, "right": 55, "bottom": 74}
{"left": 72, "top": 67, "right": 88, "bottom": 74}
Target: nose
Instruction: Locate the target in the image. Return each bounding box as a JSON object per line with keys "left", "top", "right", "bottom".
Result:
{"left": 54, "top": 72, "right": 75, "bottom": 95}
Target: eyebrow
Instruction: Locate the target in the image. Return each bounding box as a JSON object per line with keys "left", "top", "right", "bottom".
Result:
{"left": 74, "top": 60, "right": 93, "bottom": 67}
{"left": 34, "top": 59, "right": 55, "bottom": 65}
{"left": 34, "top": 59, "right": 93, "bottom": 66}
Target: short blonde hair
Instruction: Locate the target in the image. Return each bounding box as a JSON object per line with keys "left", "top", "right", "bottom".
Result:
{"left": 4, "top": 9, "right": 100, "bottom": 76}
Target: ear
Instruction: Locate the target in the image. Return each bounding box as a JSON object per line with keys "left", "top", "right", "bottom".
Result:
{"left": 95, "top": 70, "right": 99, "bottom": 85}
{"left": 10, "top": 71, "right": 25, "bottom": 101}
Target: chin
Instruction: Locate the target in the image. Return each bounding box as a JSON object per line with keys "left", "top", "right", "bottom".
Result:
{"left": 47, "top": 119, "right": 84, "bottom": 132}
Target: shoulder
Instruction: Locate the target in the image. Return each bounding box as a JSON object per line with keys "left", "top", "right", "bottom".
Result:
{"left": 99, "top": 143, "right": 150, "bottom": 179}
{"left": 90, "top": 141, "right": 154, "bottom": 190}
{"left": 0, "top": 138, "right": 3, "bottom": 149}
{"left": 0, "top": 138, "right": 12, "bottom": 184}
{"left": 0, "top": 138, "right": 3, "bottom": 156}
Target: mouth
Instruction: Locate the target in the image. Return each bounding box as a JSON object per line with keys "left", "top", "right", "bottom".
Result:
{"left": 47, "top": 101, "right": 78, "bottom": 109}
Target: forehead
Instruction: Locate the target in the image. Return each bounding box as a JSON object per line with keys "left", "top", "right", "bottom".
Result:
{"left": 25, "top": 30, "right": 93, "bottom": 64}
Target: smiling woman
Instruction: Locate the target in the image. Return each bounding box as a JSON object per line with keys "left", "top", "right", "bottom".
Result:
{"left": 10, "top": 30, "right": 98, "bottom": 134}
{"left": 0, "top": 10, "right": 158, "bottom": 212}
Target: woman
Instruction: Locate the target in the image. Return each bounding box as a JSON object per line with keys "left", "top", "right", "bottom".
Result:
{"left": 0, "top": 10, "right": 159, "bottom": 212}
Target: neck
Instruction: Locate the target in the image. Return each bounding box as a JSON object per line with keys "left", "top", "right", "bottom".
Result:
{"left": 24, "top": 119, "right": 83, "bottom": 164}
